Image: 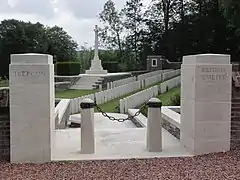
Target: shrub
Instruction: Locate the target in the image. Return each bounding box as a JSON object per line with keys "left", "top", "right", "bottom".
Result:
{"left": 56, "top": 62, "right": 81, "bottom": 75}
{"left": 169, "top": 92, "right": 180, "bottom": 106}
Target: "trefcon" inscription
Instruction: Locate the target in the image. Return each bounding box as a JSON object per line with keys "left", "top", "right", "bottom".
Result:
{"left": 201, "top": 67, "right": 228, "bottom": 81}
{"left": 13, "top": 71, "right": 45, "bottom": 77}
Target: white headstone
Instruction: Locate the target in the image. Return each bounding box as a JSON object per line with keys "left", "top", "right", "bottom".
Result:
{"left": 181, "top": 54, "right": 232, "bottom": 155}
{"left": 10, "top": 53, "right": 54, "bottom": 163}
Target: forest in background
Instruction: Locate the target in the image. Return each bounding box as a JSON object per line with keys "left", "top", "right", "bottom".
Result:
{"left": 0, "top": 0, "right": 240, "bottom": 77}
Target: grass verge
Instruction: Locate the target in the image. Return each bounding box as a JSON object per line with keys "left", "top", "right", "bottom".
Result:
{"left": 55, "top": 89, "right": 97, "bottom": 99}
{"left": 141, "top": 87, "right": 180, "bottom": 116}
{"left": 0, "top": 80, "right": 9, "bottom": 87}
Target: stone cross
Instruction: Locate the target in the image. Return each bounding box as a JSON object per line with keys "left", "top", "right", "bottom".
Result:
{"left": 94, "top": 25, "right": 99, "bottom": 60}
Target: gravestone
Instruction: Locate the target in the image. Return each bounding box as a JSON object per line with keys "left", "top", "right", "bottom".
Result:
{"left": 10, "top": 53, "right": 55, "bottom": 163}
{"left": 181, "top": 54, "right": 232, "bottom": 155}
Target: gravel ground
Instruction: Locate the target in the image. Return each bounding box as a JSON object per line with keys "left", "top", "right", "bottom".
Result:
{"left": 0, "top": 150, "right": 240, "bottom": 180}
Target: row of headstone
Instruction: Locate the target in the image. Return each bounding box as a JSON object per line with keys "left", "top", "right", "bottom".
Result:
{"left": 95, "top": 80, "right": 141, "bottom": 105}
{"left": 137, "top": 69, "right": 171, "bottom": 81}
{"left": 119, "top": 85, "right": 158, "bottom": 113}
{"left": 160, "top": 76, "right": 181, "bottom": 93}
{"left": 69, "top": 72, "right": 181, "bottom": 114}
{"left": 144, "top": 69, "right": 181, "bottom": 87}
{"left": 70, "top": 94, "right": 95, "bottom": 114}
{"left": 111, "top": 76, "right": 137, "bottom": 88}
{"left": 162, "top": 69, "right": 181, "bottom": 82}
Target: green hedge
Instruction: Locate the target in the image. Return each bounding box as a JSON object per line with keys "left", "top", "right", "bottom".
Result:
{"left": 102, "top": 61, "right": 119, "bottom": 73}
{"left": 56, "top": 62, "right": 81, "bottom": 75}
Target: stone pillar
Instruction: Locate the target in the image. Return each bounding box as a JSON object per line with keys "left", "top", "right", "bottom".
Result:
{"left": 147, "top": 98, "right": 162, "bottom": 152}
{"left": 181, "top": 54, "right": 232, "bottom": 155}
{"left": 110, "top": 82, "right": 113, "bottom": 89}
{"left": 107, "top": 82, "right": 110, "bottom": 90}
{"left": 80, "top": 98, "right": 95, "bottom": 154}
{"left": 10, "top": 53, "right": 55, "bottom": 163}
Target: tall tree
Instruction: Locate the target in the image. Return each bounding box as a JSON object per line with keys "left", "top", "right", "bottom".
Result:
{"left": 99, "top": 0, "right": 124, "bottom": 62}
{"left": 123, "top": 0, "right": 144, "bottom": 65}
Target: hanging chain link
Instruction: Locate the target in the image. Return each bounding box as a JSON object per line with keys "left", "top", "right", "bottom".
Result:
{"left": 95, "top": 103, "right": 148, "bottom": 122}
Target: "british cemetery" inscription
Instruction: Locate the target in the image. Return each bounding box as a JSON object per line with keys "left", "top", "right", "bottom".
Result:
{"left": 201, "top": 67, "right": 228, "bottom": 81}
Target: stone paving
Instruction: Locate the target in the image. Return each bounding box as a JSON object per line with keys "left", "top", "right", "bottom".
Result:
{"left": 53, "top": 113, "right": 191, "bottom": 161}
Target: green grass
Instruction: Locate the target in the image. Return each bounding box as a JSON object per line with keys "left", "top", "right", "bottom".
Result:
{"left": 157, "top": 87, "right": 180, "bottom": 106}
{"left": 0, "top": 80, "right": 9, "bottom": 87}
{"left": 55, "top": 89, "right": 97, "bottom": 99}
{"left": 95, "top": 81, "right": 166, "bottom": 113}
{"left": 141, "top": 87, "right": 180, "bottom": 116}
{"left": 94, "top": 89, "right": 143, "bottom": 113}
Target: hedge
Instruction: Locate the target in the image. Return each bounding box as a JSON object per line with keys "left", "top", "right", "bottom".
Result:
{"left": 102, "top": 61, "right": 119, "bottom": 73}
{"left": 56, "top": 62, "right": 81, "bottom": 75}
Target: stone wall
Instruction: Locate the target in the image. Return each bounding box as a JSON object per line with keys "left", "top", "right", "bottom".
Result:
{"left": 231, "top": 66, "right": 240, "bottom": 149}
{"left": 0, "top": 87, "right": 10, "bottom": 161}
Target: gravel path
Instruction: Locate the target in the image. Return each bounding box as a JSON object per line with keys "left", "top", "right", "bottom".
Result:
{"left": 0, "top": 150, "right": 240, "bottom": 180}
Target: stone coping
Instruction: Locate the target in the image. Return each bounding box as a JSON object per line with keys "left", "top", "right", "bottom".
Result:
{"left": 161, "top": 107, "right": 180, "bottom": 128}
{"left": 128, "top": 107, "right": 180, "bottom": 129}
{"left": 128, "top": 109, "right": 147, "bottom": 127}
{"left": 55, "top": 99, "right": 71, "bottom": 125}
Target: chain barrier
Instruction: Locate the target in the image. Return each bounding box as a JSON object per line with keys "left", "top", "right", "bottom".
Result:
{"left": 95, "top": 103, "right": 148, "bottom": 122}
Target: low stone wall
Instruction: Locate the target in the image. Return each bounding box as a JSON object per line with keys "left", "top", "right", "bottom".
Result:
{"left": 0, "top": 87, "right": 10, "bottom": 161}
{"left": 162, "top": 119, "right": 180, "bottom": 140}
{"left": 231, "top": 85, "right": 240, "bottom": 150}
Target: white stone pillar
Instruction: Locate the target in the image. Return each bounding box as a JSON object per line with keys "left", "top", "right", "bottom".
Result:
{"left": 147, "top": 98, "right": 162, "bottom": 152}
{"left": 181, "top": 54, "right": 232, "bottom": 155}
{"left": 107, "top": 82, "right": 110, "bottom": 90}
{"left": 80, "top": 98, "right": 95, "bottom": 154}
{"left": 110, "top": 82, "right": 113, "bottom": 89}
{"left": 10, "top": 53, "right": 54, "bottom": 163}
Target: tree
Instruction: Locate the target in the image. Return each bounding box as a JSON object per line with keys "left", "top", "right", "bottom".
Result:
{"left": 123, "top": 0, "right": 144, "bottom": 66}
{"left": 99, "top": 0, "right": 124, "bottom": 62}
{"left": 0, "top": 19, "right": 79, "bottom": 77}
{"left": 45, "top": 26, "right": 78, "bottom": 62}
{"left": 0, "top": 19, "right": 48, "bottom": 77}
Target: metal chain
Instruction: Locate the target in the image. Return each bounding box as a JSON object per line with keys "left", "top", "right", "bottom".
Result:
{"left": 95, "top": 103, "right": 148, "bottom": 122}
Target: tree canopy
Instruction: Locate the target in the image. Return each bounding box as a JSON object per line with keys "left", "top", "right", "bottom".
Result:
{"left": 0, "top": 19, "right": 78, "bottom": 77}
{"left": 98, "top": 0, "right": 240, "bottom": 71}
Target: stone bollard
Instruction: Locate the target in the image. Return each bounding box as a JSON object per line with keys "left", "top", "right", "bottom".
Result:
{"left": 80, "top": 98, "right": 95, "bottom": 154}
{"left": 99, "top": 84, "right": 102, "bottom": 91}
{"left": 147, "top": 98, "right": 162, "bottom": 152}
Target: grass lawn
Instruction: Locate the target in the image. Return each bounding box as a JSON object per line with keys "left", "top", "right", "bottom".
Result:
{"left": 94, "top": 89, "right": 143, "bottom": 113}
{"left": 55, "top": 89, "right": 97, "bottom": 99}
{"left": 0, "top": 80, "right": 9, "bottom": 87}
{"left": 157, "top": 86, "right": 180, "bottom": 106}
{"left": 140, "top": 87, "right": 180, "bottom": 116}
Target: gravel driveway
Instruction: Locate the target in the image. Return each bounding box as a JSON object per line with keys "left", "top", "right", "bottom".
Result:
{"left": 0, "top": 150, "right": 239, "bottom": 180}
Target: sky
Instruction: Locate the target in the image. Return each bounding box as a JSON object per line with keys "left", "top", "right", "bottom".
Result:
{"left": 0, "top": 0, "right": 151, "bottom": 49}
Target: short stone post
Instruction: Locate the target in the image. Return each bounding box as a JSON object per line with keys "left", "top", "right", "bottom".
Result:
{"left": 80, "top": 98, "right": 95, "bottom": 154}
{"left": 10, "top": 53, "right": 54, "bottom": 163}
{"left": 147, "top": 98, "right": 162, "bottom": 152}
{"left": 99, "top": 84, "right": 102, "bottom": 91}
